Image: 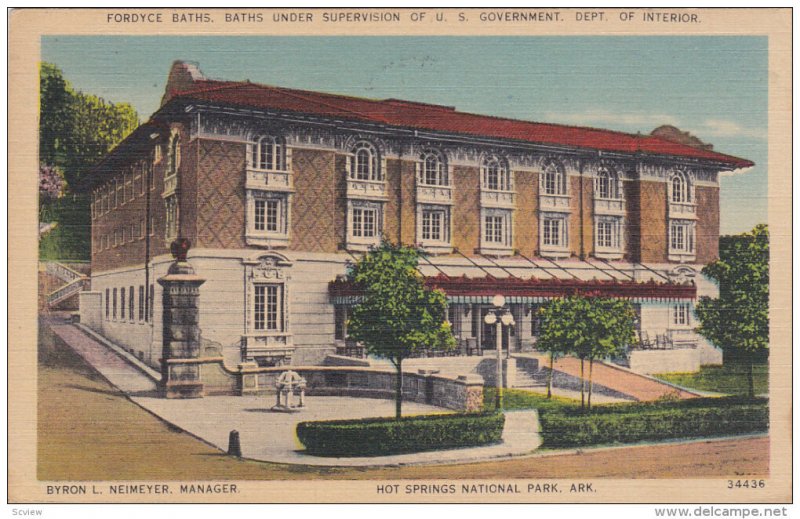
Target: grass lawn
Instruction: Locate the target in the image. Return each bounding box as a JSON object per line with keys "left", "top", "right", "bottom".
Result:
{"left": 653, "top": 363, "right": 768, "bottom": 395}
{"left": 37, "top": 322, "right": 768, "bottom": 480}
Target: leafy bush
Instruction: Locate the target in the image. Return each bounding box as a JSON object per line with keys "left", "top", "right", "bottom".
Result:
{"left": 539, "top": 400, "right": 768, "bottom": 448}
{"left": 553, "top": 395, "right": 767, "bottom": 417}
{"left": 297, "top": 412, "right": 505, "bottom": 457}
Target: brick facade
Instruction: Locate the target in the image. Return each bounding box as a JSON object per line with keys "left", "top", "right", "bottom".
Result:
{"left": 637, "top": 180, "right": 669, "bottom": 263}
{"left": 451, "top": 166, "right": 481, "bottom": 254}
{"left": 195, "top": 139, "right": 247, "bottom": 249}
{"left": 695, "top": 185, "right": 720, "bottom": 264}
{"left": 290, "top": 149, "right": 339, "bottom": 253}
{"left": 514, "top": 170, "right": 538, "bottom": 256}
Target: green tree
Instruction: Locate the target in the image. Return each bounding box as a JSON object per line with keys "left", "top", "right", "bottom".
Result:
{"left": 695, "top": 224, "right": 769, "bottom": 397}
{"left": 38, "top": 62, "right": 139, "bottom": 260}
{"left": 534, "top": 306, "right": 570, "bottom": 400}
{"left": 346, "top": 242, "right": 456, "bottom": 418}
{"left": 538, "top": 296, "right": 636, "bottom": 410}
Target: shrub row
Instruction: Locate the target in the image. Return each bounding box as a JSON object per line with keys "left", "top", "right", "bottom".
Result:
{"left": 539, "top": 402, "right": 768, "bottom": 448}
{"left": 552, "top": 395, "right": 768, "bottom": 417}
{"left": 297, "top": 412, "right": 505, "bottom": 457}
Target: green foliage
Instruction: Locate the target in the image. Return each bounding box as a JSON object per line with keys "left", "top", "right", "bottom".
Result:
{"left": 696, "top": 225, "right": 769, "bottom": 356}
{"left": 539, "top": 398, "right": 768, "bottom": 448}
{"left": 38, "top": 62, "right": 139, "bottom": 260}
{"left": 347, "top": 241, "right": 456, "bottom": 364}
{"left": 654, "top": 362, "right": 769, "bottom": 396}
{"left": 537, "top": 296, "right": 636, "bottom": 407}
{"left": 695, "top": 225, "right": 769, "bottom": 396}
{"left": 538, "top": 296, "right": 636, "bottom": 361}
{"left": 483, "top": 387, "right": 581, "bottom": 414}
{"left": 40, "top": 62, "right": 139, "bottom": 188}
{"left": 346, "top": 241, "right": 456, "bottom": 417}
{"left": 296, "top": 412, "right": 505, "bottom": 457}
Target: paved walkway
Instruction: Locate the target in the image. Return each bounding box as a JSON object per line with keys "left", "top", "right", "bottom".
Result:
{"left": 46, "top": 319, "right": 542, "bottom": 467}
{"left": 519, "top": 353, "right": 700, "bottom": 401}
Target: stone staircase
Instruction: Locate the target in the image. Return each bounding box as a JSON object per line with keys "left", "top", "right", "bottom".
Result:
{"left": 41, "top": 261, "right": 90, "bottom": 310}
{"left": 513, "top": 357, "right": 543, "bottom": 389}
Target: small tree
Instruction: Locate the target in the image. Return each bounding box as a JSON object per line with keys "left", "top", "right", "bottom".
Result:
{"left": 695, "top": 224, "right": 769, "bottom": 397}
{"left": 535, "top": 306, "right": 570, "bottom": 399}
{"left": 538, "top": 296, "right": 636, "bottom": 409}
{"left": 346, "top": 242, "right": 456, "bottom": 418}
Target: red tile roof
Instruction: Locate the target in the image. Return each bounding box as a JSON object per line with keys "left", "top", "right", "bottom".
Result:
{"left": 171, "top": 79, "right": 753, "bottom": 169}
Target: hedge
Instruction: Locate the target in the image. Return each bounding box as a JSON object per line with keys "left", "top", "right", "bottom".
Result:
{"left": 539, "top": 401, "right": 768, "bottom": 448}
{"left": 551, "top": 396, "right": 768, "bottom": 417}
{"left": 297, "top": 412, "right": 505, "bottom": 457}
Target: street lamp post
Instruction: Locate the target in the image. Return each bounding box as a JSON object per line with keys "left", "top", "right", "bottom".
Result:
{"left": 484, "top": 294, "right": 515, "bottom": 412}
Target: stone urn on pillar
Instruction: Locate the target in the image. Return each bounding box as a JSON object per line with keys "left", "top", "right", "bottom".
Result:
{"left": 158, "top": 238, "right": 206, "bottom": 398}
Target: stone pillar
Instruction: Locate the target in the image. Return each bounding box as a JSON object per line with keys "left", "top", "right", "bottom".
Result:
{"left": 158, "top": 238, "right": 206, "bottom": 399}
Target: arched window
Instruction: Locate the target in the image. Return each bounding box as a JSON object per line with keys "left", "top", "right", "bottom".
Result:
{"left": 250, "top": 135, "right": 285, "bottom": 171}
{"left": 420, "top": 149, "right": 447, "bottom": 186}
{"left": 542, "top": 161, "right": 566, "bottom": 195}
{"left": 166, "top": 133, "right": 180, "bottom": 178}
{"left": 596, "top": 167, "right": 620, "bottom": 199}
{"left": 671, "top": 171, "right": 690, "bottom": 203}
{"left": 351, "top": 141, "right": 380, "bottom": 181}
{"left": 482, "top": 155, "right": 510, "bottom": 191}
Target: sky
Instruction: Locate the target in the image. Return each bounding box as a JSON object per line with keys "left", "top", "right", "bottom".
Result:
{"left": 42, "top": 36, "right": 768, "bottom": 234}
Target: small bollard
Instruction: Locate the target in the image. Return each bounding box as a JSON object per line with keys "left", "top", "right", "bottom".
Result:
{"left": 227, "top": 430, "right": 242, "bottom": 457}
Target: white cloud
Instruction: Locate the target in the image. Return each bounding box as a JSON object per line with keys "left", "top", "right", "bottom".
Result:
{"left": 693, "top": 119, "right": 767, "bottom": 140}
{"left": 541, "top": 110, "right": 679, "bottom": 130}
{"left": 541, "top": 110, "right": 767, "bottom": 142}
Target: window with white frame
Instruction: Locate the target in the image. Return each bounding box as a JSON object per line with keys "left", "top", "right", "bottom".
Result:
{"left": 482, "top": 155, "right": 511, "bottom": 191}
{"left": 541, "top": 215, "right": 568, "bottom": 248}
{"left": 542, "top": 161, "right": 566, "bottom": 195}
{"left": 596, "top": 167, "right": 621, "bottom": 199}
{"left": 421, "top": 206, "right": 449, "bottom": 242}
{"left": 254, "top": 283, "right": 282, "bottom": 331}
{"left": 166, "top": 132, "right": 180, "bottom": 178}
{"left": 165, "top": 195, "right": 178, "bottom": 240}
{"left": 482, "top": 209, "right": 512, "bottom": 247}
{"left": 420, "top": 149, "right": 448, "bottom": 186}
{"left": 669, "top": 219, "right": 695, "bottom": 256}
{"left": 250, "top": 135, "right": 285, "bottom": 171}
{"left": 246, "top": 190, "right": 290, "bottom": 246}
{"left": 352, "top": 205, "right": 379, "bottom": 238}
{"left": 671, "top": 302, "right": 691, "bottom": 328}
{"left": 350, "top": 141, "right": 381, "bottom": 181}
{"left": 670, "top": 171, "right": 691, "bottom": 203}
{"left": 595, "top": 216, "right": 622, "bottom": 250}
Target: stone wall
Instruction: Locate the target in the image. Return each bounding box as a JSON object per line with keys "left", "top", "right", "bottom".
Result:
{"left": 194, "top": 360, "right": 485, "bottom": 412}
{"left": 78, "top": 291, "right": 103, "bottom": 331}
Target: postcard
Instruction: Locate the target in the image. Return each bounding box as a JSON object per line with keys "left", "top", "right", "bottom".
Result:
{"left": 7, "top": 7, "right": 792, "bottom": 506}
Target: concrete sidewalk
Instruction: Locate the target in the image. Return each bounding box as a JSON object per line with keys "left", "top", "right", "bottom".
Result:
{"left": 46, "top": 319, "right": 542, "bottom": 467}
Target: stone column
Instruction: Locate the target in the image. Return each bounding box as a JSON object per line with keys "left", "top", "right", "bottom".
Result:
{"left": 158, "top": 238, "right": 206, "bottom": 399}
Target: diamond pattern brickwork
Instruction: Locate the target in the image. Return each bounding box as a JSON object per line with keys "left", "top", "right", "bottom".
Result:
{"left": 452, "top": 166, "right": 480, "bottom": 255}
{"left": 515, "top": 170, "right": 538, "bottom": 256}
{"left": 196, "top": 140, "right": 247, "bottom": 249}
{"left": 290, "top": 148, "right": 339, "bottom": 253}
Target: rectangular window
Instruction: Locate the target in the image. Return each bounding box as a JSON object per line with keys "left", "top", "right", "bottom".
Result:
{"left": 672, "top": 303, "right": 691, "bottom": 327}
{"left": 112, "top": 288, "right": 118, "bottom": 319}
{"left": 334, "top": 305, "right": 349, "bottom": 340}
{"left": 149, "top": 284, "right": 154, "bottom": 321}
{"left": 484, "top": 215, "right": 504, "bottom": 243}
{"left": 670, "top": 220, "right": 695, "bottom": 254}
{"left": 115, "top": 178, "right": 122, "bottom": 208}
{"left": 120, "top": 287, "right": 126, "bottom": 320}
{"left": 254, "top": 199, "right": 266, "bottom": 231}
{"left": 254, "top": 284, "right": 281, "bottom": 331}
{"left": 105, "top": 288, "right": 110, "bottom": 319}
{"left": 129, "top": 285, "right": 134, "bottom": 320}
{"left": 543, "top": 218, "right": 562, "bottom": 246}
{"left": 265, "top": 199, "right": 279, "bottom": 232}
{"left": 597, "top": 221, "right": 613, "bottom": 248}
{"left": 138, "top": 285, "right": 145, "bottom": 321}
{"left": 165, "top": 195, "right": 178, "bottom": 239}
{"left": 352, "top": 207, "right": 378, "bottom": 238}
{"left": 422, "top": 209, "right": 444, "bottom": 241}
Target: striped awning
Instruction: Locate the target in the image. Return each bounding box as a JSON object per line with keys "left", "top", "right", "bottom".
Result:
{"left": 329, "top": 256, "right": 697, "bottom": 305}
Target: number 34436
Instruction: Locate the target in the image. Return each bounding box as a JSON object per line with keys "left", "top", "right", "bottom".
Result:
{"left": 727, "top": 480, "right": 766, "bottom": 489}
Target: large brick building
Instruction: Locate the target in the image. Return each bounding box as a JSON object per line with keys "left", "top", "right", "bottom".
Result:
{"left": 80, "top": 61, "right": 752, "bottom": 373}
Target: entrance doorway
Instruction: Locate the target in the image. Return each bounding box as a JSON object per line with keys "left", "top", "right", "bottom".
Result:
{"left": 479, "top": 306, "right": 511, "bottom": 352}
